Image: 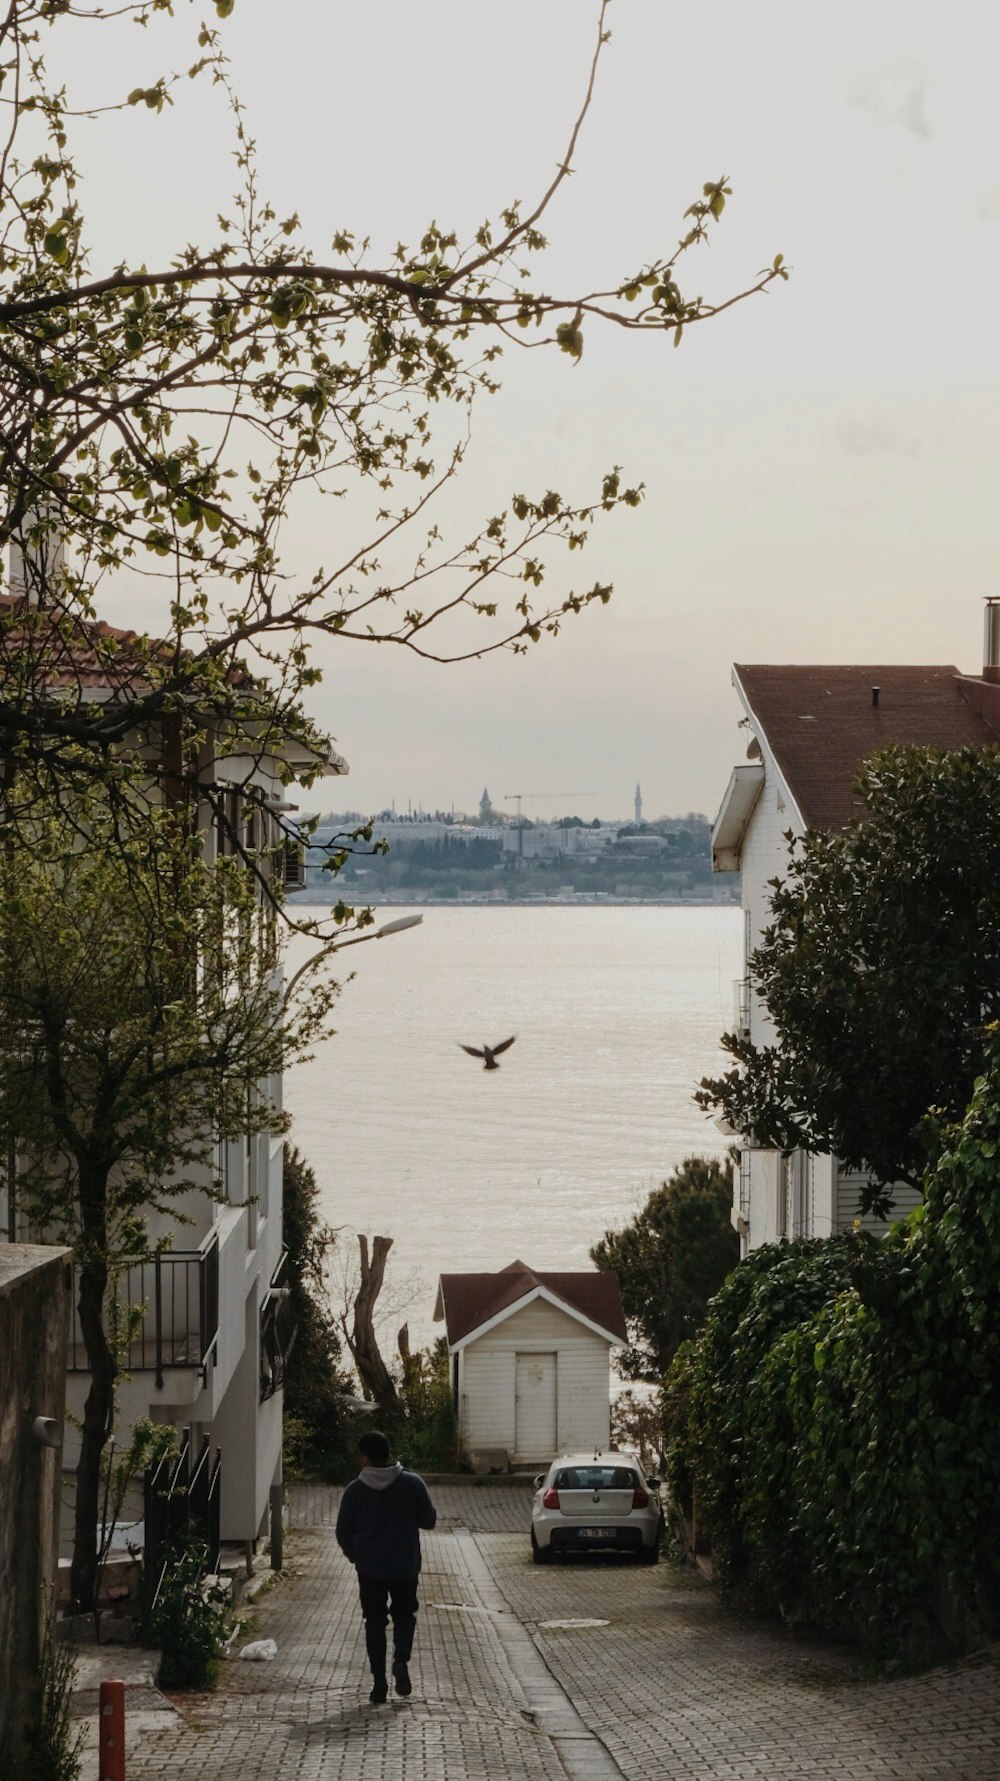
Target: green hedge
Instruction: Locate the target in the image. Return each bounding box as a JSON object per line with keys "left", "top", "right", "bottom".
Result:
{"left": 664, "top": 1056, "right": 1000, "bottom": 1655}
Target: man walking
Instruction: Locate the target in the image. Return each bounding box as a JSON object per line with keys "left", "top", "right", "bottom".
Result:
{"left": 335, "top": 1430, "right": 438, "bottom": 1705}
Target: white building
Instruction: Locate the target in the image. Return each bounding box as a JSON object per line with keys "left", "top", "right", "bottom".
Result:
{"left": 0, "top": 594, "right": 347, "bottom": 1550}
{"left": 434, "top": 1261, "right": 626, "bottom": 1469}
{"left": 711, "top": 646, "right": 1000, "bottom": 1255}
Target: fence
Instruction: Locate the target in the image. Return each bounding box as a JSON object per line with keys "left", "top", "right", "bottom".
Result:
{"left": 69, "top": 1236, "right": 219, "bottom": 1389}
{"left": 142, "top": 1428, "right": 222, "bottom": 1616}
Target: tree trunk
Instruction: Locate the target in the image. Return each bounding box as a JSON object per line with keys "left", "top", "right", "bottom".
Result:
{"left": 70, "top": 1191, "right": 116, "bottom": 1614}
{"left": 350, "top": 1235, "right": 401, "bottom": 1418}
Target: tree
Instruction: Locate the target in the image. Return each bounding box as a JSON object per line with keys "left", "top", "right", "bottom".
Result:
{"left": 0, "top": 790, "right": 339, "bottom": 1610}
{"left": 0, "top": 1, "right": 785, "bottom": 848}
{"left": 281, "top": 1144, "right": 351, "bottom": 1456}
{"left": 591, "top": 1156, "right": 738, "bottom": 1378}
{"left": 697, "top": 747, "right": 1000, "bottom": 1210}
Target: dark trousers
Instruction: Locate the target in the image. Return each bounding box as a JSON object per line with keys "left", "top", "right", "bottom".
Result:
{"left": 357, "top": 1573, "right": 419, "bottom": 1679}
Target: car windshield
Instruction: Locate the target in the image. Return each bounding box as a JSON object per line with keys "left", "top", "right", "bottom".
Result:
{"left": 553, "top": 1466, "right": 638, "bottom": 1491}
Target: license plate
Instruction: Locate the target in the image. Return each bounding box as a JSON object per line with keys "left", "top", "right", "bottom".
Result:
{"left": 578, "top": 1527, "right": 606, "bottom": 1538}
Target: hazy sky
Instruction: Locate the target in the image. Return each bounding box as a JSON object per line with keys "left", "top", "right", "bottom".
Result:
{"left": 68, "top": 1, "right": 1000, "bottom": 819}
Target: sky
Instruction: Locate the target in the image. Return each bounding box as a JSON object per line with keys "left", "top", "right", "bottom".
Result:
{"left": 57, "top": 0, "right": 1000, "bottom": 820}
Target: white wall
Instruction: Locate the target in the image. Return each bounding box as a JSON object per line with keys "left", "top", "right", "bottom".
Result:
{"left": 457, "top": 1296, "right": 612, "bottom": 1463}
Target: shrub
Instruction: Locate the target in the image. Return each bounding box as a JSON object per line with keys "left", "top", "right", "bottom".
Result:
{"left": 664, "top": 1056, "right": 1000, "bottom": 1655}
{"left": 26, "top": 1617, "right": 83, "bottom": 1781}
{"left": 148, "top": 1538, "right": 232, "bottom": 1690}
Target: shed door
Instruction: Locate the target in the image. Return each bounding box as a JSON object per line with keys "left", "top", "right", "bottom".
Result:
{"left": 514, "top": 1352, "right": 557, "bottom": 1457}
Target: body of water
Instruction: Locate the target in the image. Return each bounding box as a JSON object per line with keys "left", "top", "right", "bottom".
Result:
{"left": 284, "top": 905, "right": 741, "bottom": 1345}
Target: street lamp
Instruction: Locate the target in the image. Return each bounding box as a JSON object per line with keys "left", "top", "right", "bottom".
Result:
{"left": 282, "top": 913, "right": 423, "bottom": 1006}
{"left": 327, "top": 913, "right": 423, "bottom": 950}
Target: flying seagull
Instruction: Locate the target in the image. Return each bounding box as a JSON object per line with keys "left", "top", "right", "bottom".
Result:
{"left": 459, "top": 1036, "right": 516, "bottom": 1071}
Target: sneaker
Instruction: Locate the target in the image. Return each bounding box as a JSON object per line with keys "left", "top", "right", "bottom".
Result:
{"left": 393, "top": 1662, "right": 412, "bottom": 1698}
{"left": 369, "top": 1679, "right": 388, "bottom": 1705}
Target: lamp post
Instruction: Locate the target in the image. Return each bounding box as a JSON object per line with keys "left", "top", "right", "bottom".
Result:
{"left": 282, "top": 913, "right": 423, "bottom": 1007}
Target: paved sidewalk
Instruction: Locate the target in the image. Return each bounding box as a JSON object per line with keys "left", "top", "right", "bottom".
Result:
{"left": 72, "top": 1485, "right": 1000, "bottom": 1780}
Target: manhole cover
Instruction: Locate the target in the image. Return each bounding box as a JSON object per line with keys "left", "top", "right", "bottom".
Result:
{"left": 537, "top": 1617, "right": 610, "bottom": 1629}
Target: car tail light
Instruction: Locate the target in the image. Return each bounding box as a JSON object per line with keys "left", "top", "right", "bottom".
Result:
{"left": 632, "top": 1485, "right": 650, "bottom": 1509}
{"left": 541, "top": 1487, "right": 560, "bottom": 1510}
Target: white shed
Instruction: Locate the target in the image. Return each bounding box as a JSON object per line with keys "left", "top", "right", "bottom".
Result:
{"left": 434, "top": 1260, "right": 627, "bottom": 1470}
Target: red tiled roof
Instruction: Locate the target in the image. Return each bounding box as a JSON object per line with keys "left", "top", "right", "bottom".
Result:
{"left": 0, "top": 592, "right": 255, "bottom": 694}
{"left": 735, "top": 664, "right": 1000, "bottom": 831}
{"left": 435, "top": 1259, "right": 628, "bottom": 1347}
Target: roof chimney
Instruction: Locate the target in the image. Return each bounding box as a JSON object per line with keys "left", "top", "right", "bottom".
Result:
{"left": 871, "top": 686, "right": 880, "bottom": 709}
{"left": 984, "top": 598, "right": 1000, "bottom": 684}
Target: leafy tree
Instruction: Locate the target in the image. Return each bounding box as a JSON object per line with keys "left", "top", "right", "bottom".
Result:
{"left": 591, "top": 1156, "right": 738, "bottom": 1377}
{"left": 0, "top": 791, "right": 339, "bottom": 1611}
{"left": 0, "top": 0, "right": 784, "bottom": 848}
{"left": 281, "top": 1143, "right": 351, "bottom": 1455}
{"left": 697, "top": 746, "right": 1000, "bottom": 1211}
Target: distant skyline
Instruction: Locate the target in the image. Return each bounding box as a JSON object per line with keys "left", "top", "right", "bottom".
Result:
{"left": 318, "top": 787, "right": 704, "bottom": 825}
{"left": 70, "top": 0, "right": 1000, "bottom": 815}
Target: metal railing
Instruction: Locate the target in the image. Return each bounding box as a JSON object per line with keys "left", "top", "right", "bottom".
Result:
{"left": 69, "top": 1235, "right": 219, "bottom": 1389}
{"left": 142, "top": 1428, "right": 222, "bottom": 1617}
{"left": 259, "top": 1247, "right": 297, "bottom": 1402}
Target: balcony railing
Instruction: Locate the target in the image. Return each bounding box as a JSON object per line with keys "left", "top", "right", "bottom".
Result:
{"left": 69, "top": 1236, "right": 219, "bottom": 1389}
{"left": 259, "top": 1248, "right": 297, "bottom": 1402}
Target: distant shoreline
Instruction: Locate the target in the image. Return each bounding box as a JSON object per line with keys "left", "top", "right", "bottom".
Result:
{"left": 289, "top": 895, "right": 738, "bottom": 910}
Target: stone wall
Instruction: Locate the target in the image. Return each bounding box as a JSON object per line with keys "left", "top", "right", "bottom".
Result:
{"left": 0, "top": 1243, "right": 73, "bottom": 1771}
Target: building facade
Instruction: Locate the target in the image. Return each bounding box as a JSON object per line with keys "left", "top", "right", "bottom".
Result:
{"left": 711, "top": 628, "right": 1000, "bottom": 1255}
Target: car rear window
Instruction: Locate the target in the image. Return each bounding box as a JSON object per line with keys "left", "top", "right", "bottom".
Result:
{"left": 553, "top": 1466, "right": 638, "bottom": 1490}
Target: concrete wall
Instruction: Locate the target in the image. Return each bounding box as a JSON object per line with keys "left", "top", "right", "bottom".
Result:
{"left": 0, "top": 1244, "right": 72, "bottom": 1772}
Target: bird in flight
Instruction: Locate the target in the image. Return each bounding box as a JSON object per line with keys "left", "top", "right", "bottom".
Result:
{"left": 459, "top": 1036, "right": 516, "bottom": 1071}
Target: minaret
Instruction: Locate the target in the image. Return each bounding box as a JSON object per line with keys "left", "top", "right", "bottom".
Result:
{"left": 634, "top": 783, "right": 642, "bottom": 825}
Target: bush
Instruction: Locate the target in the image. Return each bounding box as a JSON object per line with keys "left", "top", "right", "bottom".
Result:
{"left": 26, "top": 1617, "right": 83, "bottom": 1781}
{"left": 396, "top": 1338, "right": 467, "bottom": 1474}
{"left": 148, "top": 1539, "right": 232, "bottom": 1690}
{"left": 664, "top": 1054, "right": 1000, "bottom": 1656}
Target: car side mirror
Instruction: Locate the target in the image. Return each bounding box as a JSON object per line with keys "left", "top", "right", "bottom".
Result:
{"left": 647, "top": 1477, "right": 661, "bottom": 1489}
{"left": 533, "top": 1473, "right": 545, "bottom": 1488}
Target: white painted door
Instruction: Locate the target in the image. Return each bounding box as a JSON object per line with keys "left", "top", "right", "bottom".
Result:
{"left": 514, "top": 1352, "right": 557, "bottom": 1457}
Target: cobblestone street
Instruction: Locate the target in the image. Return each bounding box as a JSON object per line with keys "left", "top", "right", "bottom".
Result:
{"left": 86, "top": 1485, "right": 1000, "bottom": 1781}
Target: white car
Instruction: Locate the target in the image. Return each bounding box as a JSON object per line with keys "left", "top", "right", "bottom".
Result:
{"left": 530, "top": 1453, "right": 663, "bottom": 1564}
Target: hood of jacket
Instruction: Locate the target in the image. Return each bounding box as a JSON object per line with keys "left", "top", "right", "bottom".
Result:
{"left": 359, "top": 1462, "right": 404, "bottom": 1491}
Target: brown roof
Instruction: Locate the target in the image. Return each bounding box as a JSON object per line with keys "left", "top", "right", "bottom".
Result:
{"left": 435, "top": 1259, "right": 628, "bottom": 1347}
{"left": 0, "top": 592, "right": 255, "bottom": 694}
{"left": 735, "top": 664, "right": 1000, "bottom": 831}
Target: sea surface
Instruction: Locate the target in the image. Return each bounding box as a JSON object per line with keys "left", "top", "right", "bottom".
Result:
{"left": 284, "top": 905, "right": 741, "bottom": 1346}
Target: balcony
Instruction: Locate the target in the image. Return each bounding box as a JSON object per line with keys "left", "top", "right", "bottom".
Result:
{"left": 69, "top": 1235, "right": 219, "bottom": 1389}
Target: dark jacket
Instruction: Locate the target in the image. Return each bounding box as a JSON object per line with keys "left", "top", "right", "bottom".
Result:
{"left": 335, "top": 1462, "right": 437, "bottom": 1580}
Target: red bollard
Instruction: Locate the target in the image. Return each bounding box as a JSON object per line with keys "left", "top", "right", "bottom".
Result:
{"left": 99, "top": 1678, "right": 126, "bottom": 1781}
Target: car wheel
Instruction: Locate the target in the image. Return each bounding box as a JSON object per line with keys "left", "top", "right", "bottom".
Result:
{"left": 640, "top": 1542, "right": 659, "bottom": 1565}
{"left": 531, "top": 1531, "right": 552, "bottom": 1565}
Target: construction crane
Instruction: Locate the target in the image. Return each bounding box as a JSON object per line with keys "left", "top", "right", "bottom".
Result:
{"left": 503, "top": 792, "right": 595, "bottom": 857}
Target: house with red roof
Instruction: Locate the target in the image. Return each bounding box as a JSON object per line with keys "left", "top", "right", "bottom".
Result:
{"left": 710, "top": 603, "right": 1000, "bottom": 1254}
{"left": 434, "top": 1261, "right": 627, "bottom": 1470}
{"left": 0, "top": 576, "right": 347, "bottom": 1559}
